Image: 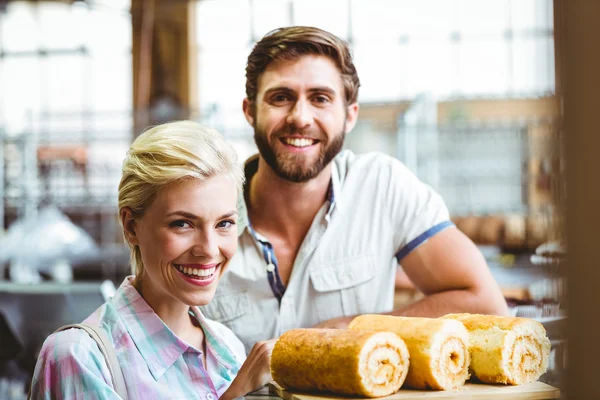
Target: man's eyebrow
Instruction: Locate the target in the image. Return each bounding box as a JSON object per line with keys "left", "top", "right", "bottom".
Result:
{"left": 307, "top": 87, "right": 337, "bottom": 96}
{"left": 263, "top": 86, "right": 295, "bottom": 96}
{"left": 263, "top": 86, "right": 337, "bottom": 96}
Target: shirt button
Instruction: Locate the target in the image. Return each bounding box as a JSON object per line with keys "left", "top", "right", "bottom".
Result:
{"left": 206, "top": 394, "right": 215, "bottom": 400}
{"left": 213, "top": 311, "right": 222, "bottom": 319}
{"left": 266, "top": 263, "right": 275, "bottom": 272}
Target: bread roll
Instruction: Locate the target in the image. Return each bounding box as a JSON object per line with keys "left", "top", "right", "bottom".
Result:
{"left": 270, "top": 329, "right": 410, "bottom": 398}
{"left": 456, "top": 215, "right": 480, "bottom": 242}
{"left": 442, "top": 313, "right": 551, "bottom": 385}
{"left": 478, "top": 216, "right": 505, "bottom": 245}
{"left": 349, "top": 315, "right": 470, "bottom": 390}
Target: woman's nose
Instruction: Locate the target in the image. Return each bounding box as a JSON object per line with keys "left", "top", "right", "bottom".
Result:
{"left": 191, "top": 231, "right": 219, "bottom": 259}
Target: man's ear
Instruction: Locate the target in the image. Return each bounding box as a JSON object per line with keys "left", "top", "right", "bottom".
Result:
{"left": 344, "top": 102, "right": 360, "bottom": 134}
{"left": 242, "top": 98, "right": 255, "bottom": 127}
{"left": 120, "top": 207, "right": 139, "bottom": 246}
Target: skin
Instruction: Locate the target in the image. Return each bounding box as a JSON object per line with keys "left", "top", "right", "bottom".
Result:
{"left": 120, "top": 175, "right": 238, "bottom": 358}
{"left": 224, "top": 53, "right": 508, "bottom": 398}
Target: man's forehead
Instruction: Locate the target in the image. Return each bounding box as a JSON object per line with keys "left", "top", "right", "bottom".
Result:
{"left": 256, "top": 55, "right": 343, "bottom": 95}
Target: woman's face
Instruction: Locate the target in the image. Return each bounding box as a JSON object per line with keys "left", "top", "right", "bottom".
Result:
{"left": 128, "top": 175, "right": 238, "bottom": 307}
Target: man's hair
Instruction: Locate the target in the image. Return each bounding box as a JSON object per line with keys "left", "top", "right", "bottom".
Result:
{"left": 245, "top": 26, "right": 360, "bottom": 108}
{"left": 118, "top": 120, "right": 244, "bottom": 277}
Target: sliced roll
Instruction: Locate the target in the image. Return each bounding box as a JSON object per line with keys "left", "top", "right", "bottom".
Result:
{"left": 270, "top": 328, "right": 410, "bottom": 398}
{"left": 349, "top": 314, "right": 470, "bottom": 390}
{"left": 442, "top": 313, "right": 551, "bottom": 385}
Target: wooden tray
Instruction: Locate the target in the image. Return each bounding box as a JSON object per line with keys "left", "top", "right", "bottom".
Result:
{"left": 269, "top": 381, "right": 560, "bottom": 400}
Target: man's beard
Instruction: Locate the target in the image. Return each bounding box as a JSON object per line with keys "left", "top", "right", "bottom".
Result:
{"left": 253, "top": 126, "right": 345, "bottom": 183}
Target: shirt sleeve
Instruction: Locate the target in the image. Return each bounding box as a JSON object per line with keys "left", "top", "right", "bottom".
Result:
{"left": 383, "top": 156, "right": 453, "bottom": 261}
{"left": 30, "top": 328, "right": 122, "bottom": 400}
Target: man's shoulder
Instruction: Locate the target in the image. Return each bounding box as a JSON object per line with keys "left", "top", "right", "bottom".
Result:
{"left": 334, "top": 150, "right": 413, "bottom": 182}
{"left": 334, "top": 149, "right": 405, "bottom": 172}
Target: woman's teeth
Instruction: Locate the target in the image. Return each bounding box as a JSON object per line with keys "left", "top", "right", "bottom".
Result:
{"left": 176, "top": 265, "right": 216, "bottom": 279}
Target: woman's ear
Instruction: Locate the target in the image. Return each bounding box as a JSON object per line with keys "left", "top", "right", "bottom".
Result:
{"left": 120, "top": 207, "right": 139, "bottom": 245}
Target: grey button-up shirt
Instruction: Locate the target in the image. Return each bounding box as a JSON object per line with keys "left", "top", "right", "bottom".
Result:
{"left": 201, "top": 150, "right": 452, "bottom": 353}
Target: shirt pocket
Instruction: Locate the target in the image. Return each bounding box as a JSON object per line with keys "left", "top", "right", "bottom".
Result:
{"left": 202, "top": 292, "right": 250, "bottom": 323}
{"left": 201, "top": 292, "right": 261, "bottom": 354}
{"left": 309, "top": 254, "right": 377, "bottom": 322}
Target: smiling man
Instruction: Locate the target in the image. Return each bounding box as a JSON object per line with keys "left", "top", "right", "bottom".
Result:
{"left": 202, "top": 26, "right": 509, "bottom": 397}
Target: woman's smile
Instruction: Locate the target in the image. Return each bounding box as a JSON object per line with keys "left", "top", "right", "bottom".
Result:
{"left": 173, "top": 262, "right": 220, "bottom": 287}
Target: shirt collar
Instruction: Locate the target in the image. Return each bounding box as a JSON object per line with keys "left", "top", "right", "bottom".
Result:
{"left": 111, "top": 277, "right": 238, "bottom": 380}
{"left": 111, "top": 278, "right": 189, "bottom": 380}
{"left": 237, "top": 154, "right": 341, "bottom": 236}
{"left": 189, "top": 306, "right": 240, "bottom": 372}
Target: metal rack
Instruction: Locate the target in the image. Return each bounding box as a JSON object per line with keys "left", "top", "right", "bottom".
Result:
{"left": 1, "top": 112, "right": 132, "bottom": 248}
{"left": 397, "top": 95, "right": 560, "bottom": 216}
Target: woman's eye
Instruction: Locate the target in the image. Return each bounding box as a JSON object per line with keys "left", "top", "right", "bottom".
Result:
{"left": 170, "top": 220, "right": 192, "bottom": 229}
{"left": 217, "top": 220, "right": 235, "bottom": 229}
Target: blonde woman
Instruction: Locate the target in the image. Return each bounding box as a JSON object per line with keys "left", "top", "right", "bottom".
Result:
{"left": 30, "top": 121, "right": 248, "bottom": 399}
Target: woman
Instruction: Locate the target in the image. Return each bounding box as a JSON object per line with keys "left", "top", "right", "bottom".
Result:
{"left": 30, "top": 121, "right": 248, "bottom": 399}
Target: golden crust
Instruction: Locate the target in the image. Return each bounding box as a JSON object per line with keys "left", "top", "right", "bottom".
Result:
{"left": 270, "top": 328, "right": 409, "bottom": 398}
{"left": 442, "top": 313, "right": 544, "bottom": 332}
{"left": 349, "top": 315, "right": 470, "bottom": 390}
{"left": 441, "top": 313, "right": 551, "bottom": 385}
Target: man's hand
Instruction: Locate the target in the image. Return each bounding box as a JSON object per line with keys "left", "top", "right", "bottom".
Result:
{"left": 220, "top": 339, "right": 276, "bottom": 400}
{"left": 312, "top": 315, "right": 355, "bottom": 329}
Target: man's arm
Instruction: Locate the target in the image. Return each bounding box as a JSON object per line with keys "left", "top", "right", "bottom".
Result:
{"left": 314, "top": 227, "right": 508, "bottom": 329}
{"left": 388, "top": 226, "right": 509, "bottom": 317}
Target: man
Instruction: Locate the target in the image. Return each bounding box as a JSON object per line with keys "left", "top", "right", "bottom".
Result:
{"left": 210, "top": 25, "right": 509, "bottom": 399}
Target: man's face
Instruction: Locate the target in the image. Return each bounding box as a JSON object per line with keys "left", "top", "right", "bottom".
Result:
{"left": 244, "top": 55, "right": 358, "bottom": 182}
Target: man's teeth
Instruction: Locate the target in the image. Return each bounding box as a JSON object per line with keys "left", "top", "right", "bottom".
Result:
{"left": 283, "top": 138, "right": 315, "bottom": 148}
{"left": 176, "top": 265, "right": 216, "bottom": 278}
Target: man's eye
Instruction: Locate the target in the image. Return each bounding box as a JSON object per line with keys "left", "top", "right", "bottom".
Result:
{"left": 313, "top": 95, "right": 330, "bottom": 103}
{"left": 271, "top": 94, "right": 290, "bottom": 103}
{"left": 171, "top": 220, "right": 191, "bottom": 229}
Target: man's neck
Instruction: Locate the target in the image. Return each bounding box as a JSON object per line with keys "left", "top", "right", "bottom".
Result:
{"left": 248, "top": 158, "right": 332, "bottom": 243}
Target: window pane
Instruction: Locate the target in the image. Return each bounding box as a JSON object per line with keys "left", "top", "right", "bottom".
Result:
{"left": 91, "top": 54, "right": 132, "bottom": 112}
{"left": 382, "top": 0, "right": 457, "bottom": 38}
{"left": 197, "top": 0, "right": 251, "bottom": 50}
{"left": 1, "top": 58, "right": 42, "bottom": 132}
{"left": 351, "top": 0, "right": 403, "bottom": 40}
{"left": 512, "top": 36, "right": 554, "bottom": 94}
{"left": 45, "top": 56, "right": 85, "bottom": 112}
{"left": 510, "top": 0, "right": 553, "bottom": 32}
{"left": 251, "top": 0, "right": 291, "bottom": 40}
{"left": 458, "top": 0, "right": 508, "bottom": 36}
{"left": 405, "top": 39, "right": 455, "bottom": 97}
{"left": 458, "top": 37, "right": 510, "bottom": 95}
{"left": 85, "top": 8, "right": 132, "bottom": 51}
{"left": 293, "top": 0, "right": 349, "bottom": 40}
{"left": 353, "top": 43, "right": 404, "bottom": 102}
{"left": 38, "top": 3, "right": 81, "bottom": 50}
{"left": 198, "top": 48, "right": 250, "bottom": 110}
{"left": 1, "top": 3, "right": 38, "bottom": 52}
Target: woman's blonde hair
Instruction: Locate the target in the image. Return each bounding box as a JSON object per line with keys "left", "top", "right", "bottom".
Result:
{"left": 118, "top": 120, "right": 244, "bottom": 277}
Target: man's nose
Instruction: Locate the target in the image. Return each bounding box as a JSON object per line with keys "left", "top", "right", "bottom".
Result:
{"left": 286, "top": 99, "right": 313, "bottom": 129}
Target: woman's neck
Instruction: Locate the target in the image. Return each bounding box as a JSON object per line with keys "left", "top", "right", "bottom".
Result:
{"left": 133, "top": 276, "right": 205, "bottom": 350}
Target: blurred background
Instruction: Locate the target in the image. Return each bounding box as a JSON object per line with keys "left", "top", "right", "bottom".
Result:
{"left": 0, "top": 0, "right": 588, "bottom": 397}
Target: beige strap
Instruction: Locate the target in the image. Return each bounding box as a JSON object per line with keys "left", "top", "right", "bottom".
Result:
{"left": 29, "top": 323, "right": 128, "bottom": 399}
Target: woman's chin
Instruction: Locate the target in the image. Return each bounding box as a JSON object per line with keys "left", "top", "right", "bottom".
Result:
{"left": 184, "top": 291, "right": 217, "bottom": 307}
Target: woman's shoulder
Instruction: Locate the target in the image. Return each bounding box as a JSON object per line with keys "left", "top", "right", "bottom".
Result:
{"left": 39, "top": 327, "right": 105, "bottom": 364}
